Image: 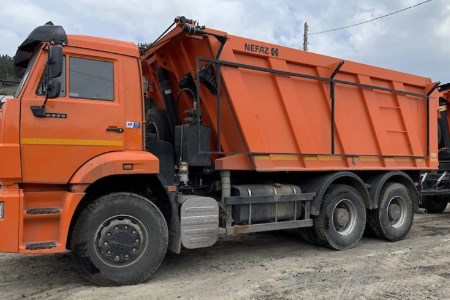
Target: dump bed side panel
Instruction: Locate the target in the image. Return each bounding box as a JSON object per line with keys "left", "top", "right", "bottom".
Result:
{"left": 142, "top": 28, "right": 438, "bottom": 171}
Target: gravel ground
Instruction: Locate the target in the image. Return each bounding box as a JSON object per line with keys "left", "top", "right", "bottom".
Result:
{"left": 0, "top": 208, "right": 449, "bottom": 300}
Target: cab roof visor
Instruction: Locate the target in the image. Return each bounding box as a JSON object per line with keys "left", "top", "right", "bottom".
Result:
{"left": 14, "top": 23, "right": 67, "bottom": 78}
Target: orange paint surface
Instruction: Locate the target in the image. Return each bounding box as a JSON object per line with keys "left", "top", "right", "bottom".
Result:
{"left": 143, "top": 24, "right": 438, "bottom": 171}
{"left": 0, "top": 20, "right": 441, "bottom": 255}
{"left": 0, "top": 186, "right": 22, "bottom": 252}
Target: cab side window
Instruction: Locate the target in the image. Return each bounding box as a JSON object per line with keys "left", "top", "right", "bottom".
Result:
{"left": 36, "top": 56, "right": 66, "bottom": 96}
{"left": 69, "top": 57, "right": 114, "bottom": 101}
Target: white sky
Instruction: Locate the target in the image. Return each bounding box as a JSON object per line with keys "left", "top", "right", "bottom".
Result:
{"left": 1, "top": 0, "right": 448, "bottom": 82}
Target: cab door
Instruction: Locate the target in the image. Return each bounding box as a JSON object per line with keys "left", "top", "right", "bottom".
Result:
{"left": 20, "top": 48, "right": 126, "bottom": 184}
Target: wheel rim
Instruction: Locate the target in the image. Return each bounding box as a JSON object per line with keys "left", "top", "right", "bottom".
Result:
{"left": 94, "top": 215, "right": 148, "bottom": 267}
{"left": 387, "top": 196, "right": 407, "bottom": 228}
{"left": 331, "top": 199, "right": 357, "bottom": 236}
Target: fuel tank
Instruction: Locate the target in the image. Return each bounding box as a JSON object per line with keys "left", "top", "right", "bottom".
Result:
{"left": 231, "top": 184, "right": 302, "bottom": 224}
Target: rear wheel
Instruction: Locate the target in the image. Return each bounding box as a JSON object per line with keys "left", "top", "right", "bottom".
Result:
{"left": 71, "top": 192, "right": 168, "bottom": 286}
{"left": 314, "top": 185, "right": 366, "bottom": 250}
{"left": 422, "top": 195, "right": 449, "bottom": 213}
{"left": 298, "top": 227, "right": 325, "bottom": 246}
{"left": 367, "top": 183, "right": 413, "bottom": 241}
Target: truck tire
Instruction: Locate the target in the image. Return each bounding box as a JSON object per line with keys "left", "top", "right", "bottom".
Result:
{"left": 422, "top": 195, "right": 449, "bottom": 213}
{"left": 146, "top": 108, "right": 172, "bottom": 142}
{"left": 298, "top": 227, "right": 326, "bottom": 247}
{"left": 367, "top": 183, "right": 413, "bottom": 242}
{"left": 314, "top": 184, "right": 366, "bottom": 250}
{"left": 70, "top": 192, "right": 168, "bottom": 286}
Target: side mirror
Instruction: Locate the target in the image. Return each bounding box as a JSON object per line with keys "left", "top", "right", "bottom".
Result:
{"left": 31, "top": 45, "right": 63, "bottom": 117}
{"left": 48, "top": 45, "right": 63, "bottom": 79}
{"left": 47, "top": 79, "right": 61, "bottom": 99}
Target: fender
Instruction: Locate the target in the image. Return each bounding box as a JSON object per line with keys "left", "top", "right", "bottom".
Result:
{"left": 0, "top": 100, "right": 21, "bottom": 185}
{"left": 362, "top": 171, "right": 419, "bottom": 212}
{"left": 69, "top": 151, "right": 159, "bottom": 185}
{"left": 301, "top": 172, "right": 370, "bottom": 216}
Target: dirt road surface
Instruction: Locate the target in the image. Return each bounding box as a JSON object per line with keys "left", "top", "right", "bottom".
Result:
{"left": 0, "top": 209, "right": 449, "bottom": 300}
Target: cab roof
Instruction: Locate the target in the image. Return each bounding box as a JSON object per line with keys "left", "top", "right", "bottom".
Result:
{"left": 14, "top": 23, "right": 139, "bottom": 78}
{"left": 67, "top": 34, "right": 139, "bottom": 58}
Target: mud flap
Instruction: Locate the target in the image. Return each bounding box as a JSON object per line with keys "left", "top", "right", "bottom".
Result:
{"left": 178, "top": 195, "right": 219, "bottom": 249}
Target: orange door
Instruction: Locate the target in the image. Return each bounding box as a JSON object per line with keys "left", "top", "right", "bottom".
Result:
{"left": 20, "top": 50, "right": 125, "bottom": 184}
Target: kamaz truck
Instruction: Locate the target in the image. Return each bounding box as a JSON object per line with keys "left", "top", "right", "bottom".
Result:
{"left": 0, "top": 17, "right": 446, "bottom": 285}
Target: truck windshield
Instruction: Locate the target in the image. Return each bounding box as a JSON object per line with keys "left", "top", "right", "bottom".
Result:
{"left": 14, "top": 48, "right": 40, "bottom": 98}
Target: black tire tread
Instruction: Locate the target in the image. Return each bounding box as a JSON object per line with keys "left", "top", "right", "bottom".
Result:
{"left": 422, "top": 195, "right": 449, "bottom": 214}
{"left": 146, "top": 108, "right": 172, "bottom": 142}
{"left": 314, "top": 184, "right": 366, "bottom": 251}
{"left": 70, "top": 192, "right": 168, "bottom": 286}
{"left": 298, "top": 227, "right": 326, "bottom": 247}
{"left": 367, "top": 206, "right": 385, "bottom": 240}
{"left": 367, "top": 183, "right": 413, "bottom": 242}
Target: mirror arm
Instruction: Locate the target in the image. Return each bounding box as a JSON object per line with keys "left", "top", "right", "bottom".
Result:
{"left": 41, "top": 43, "right": 51, "bottom": 109}
{"left": 42, "top": 91, "right": 50, "bottom": 109}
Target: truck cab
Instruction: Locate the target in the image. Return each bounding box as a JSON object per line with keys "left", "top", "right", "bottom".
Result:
{"left": 0, "top": 23, "right": 161, "bottom": 256}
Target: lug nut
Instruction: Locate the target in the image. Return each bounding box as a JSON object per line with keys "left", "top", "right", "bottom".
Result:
{"left": 114, "top": 226, "right": 119, "bottom": 231}
{"left": 106, "top": 232, "right": 111, "bottom": 237}
{"left": 103, "top": 241, "right": 108, "bottom": 246}
{"left": 135, "top": 239, "right": 140, "bottom": 243}
{"left": 115, "top": 255, "right": 119, "bottom": 260}
{"left": 125, "top": 254, "right": 129, "bottom": 258}
{"left": 132, "top": 230, "right": 136, "bottom": 235}
{"left": 124, "top": 225, "right": 128, "bottom": 230}
{"left": 106, "top": 250, "right": 112, "bottom": 255}
{"left": 132, "top": 248, "right": 137, "bottom": 252}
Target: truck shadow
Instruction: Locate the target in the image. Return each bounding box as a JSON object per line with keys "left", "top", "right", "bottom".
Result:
{"left": 157, "top": 230, "right": 331, "bottom": 280}
{"left": 1, "top": 228, "right": 393, "bottom": 291}
{"left": 0, "top": 253, "right": 86, "bottom": 298}
{"left": 1, "top": 231, "right": 323, "bottom": 288}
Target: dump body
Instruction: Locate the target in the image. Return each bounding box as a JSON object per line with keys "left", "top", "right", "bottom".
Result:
{"left": 142, "top": 26, "right": 438, "bottom": 172}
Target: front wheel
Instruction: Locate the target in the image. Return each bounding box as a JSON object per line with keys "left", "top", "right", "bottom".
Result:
{"left": 314, "top": 185, "right": 366, "bottom": 250}
{"left": 367, "top": 183, "right": 413, "bottom": 242}
{"left": 70, "top": 192, "right": 168, "bottom": 286}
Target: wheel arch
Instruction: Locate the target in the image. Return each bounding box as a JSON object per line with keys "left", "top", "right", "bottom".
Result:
{"left": 301, "top": 172, "right": 370, "bottom": 216}
{"left": 362, "top": 171, "right": 419, "bottom": 212}
{"left": 68, "top": 151, "right": 159, "bottom": 184}
{"left": 66, "top": 174, "right": 177, "bottom": 250}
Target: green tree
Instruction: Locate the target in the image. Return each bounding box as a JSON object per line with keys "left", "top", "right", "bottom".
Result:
{"left": 0, "top": 54, "right": 18, "bottom": 95}
{"left": 0, "top": 54, "right": 15, "bottom": 80}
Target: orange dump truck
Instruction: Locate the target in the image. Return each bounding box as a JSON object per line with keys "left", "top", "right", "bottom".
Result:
{"left": 0, "top": 17, "right": 444, "bottom": 285}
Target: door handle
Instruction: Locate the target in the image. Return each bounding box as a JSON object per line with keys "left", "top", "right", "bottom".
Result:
{"left": 106, "top": 127, "right": 124, "bottom": 133}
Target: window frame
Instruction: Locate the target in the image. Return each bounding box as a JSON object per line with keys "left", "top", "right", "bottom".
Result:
{"left": 15, "top": 48, "right": 41, "bottom": 98}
